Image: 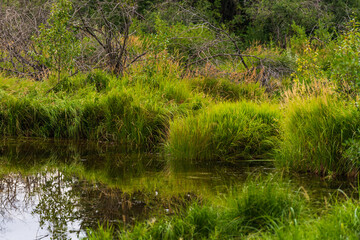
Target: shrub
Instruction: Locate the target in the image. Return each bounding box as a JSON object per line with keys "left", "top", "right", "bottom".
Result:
{"left": 330, "top": 19, "right": 360, "bottom": 97}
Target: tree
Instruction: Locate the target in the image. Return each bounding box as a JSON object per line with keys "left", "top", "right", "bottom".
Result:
{"left": 0, "top": 1, "right": 49, "bottom": 79}
{"left": 73, "top": 0, "right": 143, "bottom": 76}
{"left": 32, "top": 0, "right": 80, "bottom": 82}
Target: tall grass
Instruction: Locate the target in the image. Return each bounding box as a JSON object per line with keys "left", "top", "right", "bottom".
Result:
{"left": 220, "top": 177, "right": 305, "bottom": 236}
{"left": 0, "top": 66, "right": 209, "bottom": 149}
{"left": 86, "top": 177, "right": 360, "bottom": 240}
{"left": 190, "top": 76, "right": 267, "bottom": 101}
{"left": 276, "top": 94, "right": 360, "bottom": 176}
{"left": 265, "top": 200, "right": 360, "bottom": 240}
{"left": 0, "top": 89, "right": 171, "bottom": 148}
{"left": 166, "top": 101, "right": 280, "bottom": 163}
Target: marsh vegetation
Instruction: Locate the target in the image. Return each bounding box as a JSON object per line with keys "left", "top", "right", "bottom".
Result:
{"left": 1, "top": 0, "right": 360, "bottom": 239}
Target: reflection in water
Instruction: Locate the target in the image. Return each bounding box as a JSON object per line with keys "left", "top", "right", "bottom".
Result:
{"left": 0, "top": 171, "right": 196, "bottom": 240}
{"left": 0, "top": 138, "right": 357, "bottom": 239}
{"left": 0, "top": 172, "right": 83, "bottom": 240}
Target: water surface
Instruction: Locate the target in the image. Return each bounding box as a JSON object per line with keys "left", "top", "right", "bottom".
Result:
{"left": 0, "top": 138, "right": 356, "bottom": 239}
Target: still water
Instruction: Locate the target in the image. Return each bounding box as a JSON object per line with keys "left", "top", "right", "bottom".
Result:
{"left": 0, "top": 138, "right": 356, "bottom": 239}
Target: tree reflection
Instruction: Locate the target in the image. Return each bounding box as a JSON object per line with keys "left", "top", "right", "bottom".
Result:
{"left": 0, "top": 174, "right": 40, "bottom": 230}
{"left": 33, "top": 171, "right": 81, "bottom": 240}
{"left": 0, "top": 171, "right": 173, "bottom": 239}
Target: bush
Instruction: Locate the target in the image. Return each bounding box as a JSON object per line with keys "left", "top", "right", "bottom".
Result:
{"left": 330, "top": 20, "right": 360, "bottom": 97}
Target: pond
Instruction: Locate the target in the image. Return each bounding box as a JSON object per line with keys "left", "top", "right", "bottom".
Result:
{"left": 0, "top": 138, "right": 356, "bottom": 240}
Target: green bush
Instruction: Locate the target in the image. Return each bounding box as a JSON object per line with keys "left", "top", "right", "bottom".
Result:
{"left": 330, "top": 20, "right": 360, "bottom": 96}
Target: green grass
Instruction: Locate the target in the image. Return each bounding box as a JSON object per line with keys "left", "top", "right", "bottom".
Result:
{"left": 0, "top": 69, "right": 210, "bottom": 150}
{"left": 83, "top": 176, "right": 360, "bottom": 240}
{"left": 165, "top": 101, "right": 280, "bottom": 163}
{"left": 190, "top": 76, "right": 267, "bottom": 102}
{"left": 264, "top": 199, "right": 360, "bottom": 240}
{"left": 276, "top": 95, "right": 360, "bottom": 176}
{"left": 84, "top": 176, "right": 307, "bottom": 239}
{"left": 220, "top": 177, "right": 305, "bottom": 236}
{"left": 0, "top": 89, "right": 168, "bottom": 148}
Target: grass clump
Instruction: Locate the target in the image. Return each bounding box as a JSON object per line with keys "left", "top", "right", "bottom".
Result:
{"left": 220, "top": 177, "right": 305, "bottom": 237}
{"left": 117, "top": 204, "right": 218, "bottom": 240}
{"left": 166, "top": 101, "right": 280, "bottom": 163}
{"left": 276, "top": 95, "right": 360, "bottom": 176}
{"left": 0, "top": 89, "right": 169, "bottom": 147}
{"left": 86, "top": 224, "right": 115, "bottom": 240}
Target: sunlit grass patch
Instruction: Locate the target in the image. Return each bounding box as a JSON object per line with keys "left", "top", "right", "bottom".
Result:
{"left": 276, "top": 94, "right": 360, "bottom": 177}
{"left": 264, "top": 199, "right": 360, "bottom": 240}
{"left": 220, "top": 176, "right": 306, "bottom": 236}
{"left": 166, "top": 101, "right": 280, "bottom": 163}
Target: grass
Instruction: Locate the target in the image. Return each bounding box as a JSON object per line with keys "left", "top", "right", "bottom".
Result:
{"left": 276, "top": 94, "right": 360, "bottom": 177}
{"left": 84, "top": 175, "right": 308, "bottom": 239}
{"left": 83, "top": 176, "right": 360, "bottom": 240}
{"left": 165, "top": 101, "right": 280, "bottom": 163}
{"left": 264, "top": 199, "right": 360, "bottom": 240}
{"left": 0, "top": 66, "right": 210, "bottom": 150}
{"left": 190, "top": 75, "right": 267, "bottom": 102}
{"left": 220, "top": 177, "right": 305, "bottom": 236}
